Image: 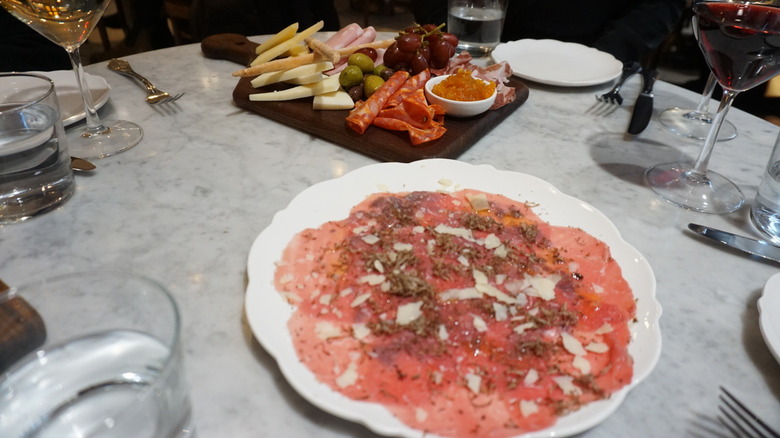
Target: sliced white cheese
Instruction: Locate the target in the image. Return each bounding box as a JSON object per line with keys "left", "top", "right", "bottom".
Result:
{"left": 595, "top": 323, "right": 614, "bottom": 334}
{"left": 439, "top": 287, "right": 482, "bottom": 301}
{"left": 473, "top": 269, "right": 516, "bottom": 304}
{"left": 465, "top": 192, "right": 490, "bottom": 211}
{"left": 249, "top": 74, "right": 340, "bottom": 102}
{"left": 350, "top": 292, "right": 372, "bottom": 307}
{"left": 393, "top": 242, "right": 413, "bottom": 252}
{"left": 336, "top": 361, "right": 359, "bottom": 388}
{"left": 250, "top": 61, "right": 333, "bottom": 88}
{"left": 312, "top": 88, "right": 355, "bottom": 110}
{"left": 493, "top": 303, "right": 508, "bottom": 321}
{"left": 396, "top": 301, "right": 423, "bottom": 325}
{"left": 352, "top": 323, "right": 371, "bottom": 340}
{"left": 361, "top": 234, "right": 380, "bottom": 244}
{"left": 358, "top": 274, "right": 386, "bottom": 286}
{"left": 287, "top": 72, "right": 325, "bottom": 85}
{"left": 524, "top": 274, "right": 560, "bottom": 301}
{"left": 437, "top": 324, "right": 449, "bottom": 341}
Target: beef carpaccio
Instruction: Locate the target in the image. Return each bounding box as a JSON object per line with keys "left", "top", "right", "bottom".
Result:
{"left": 274, "top": 190, "right": 635, "bottom": 438}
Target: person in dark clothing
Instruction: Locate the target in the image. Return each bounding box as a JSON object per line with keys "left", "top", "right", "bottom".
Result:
{"left": 411, "top": 0, "right": 686, "bottom": 63}
{"left": 0, "top": 8, "right": 71, "bottom": 72}
{"left": 190, "top": 0, "right": 341, "bottom": 41}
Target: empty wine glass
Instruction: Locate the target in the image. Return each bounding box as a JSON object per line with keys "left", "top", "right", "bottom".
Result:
{"left": 0, "top": 0, "right": 143, "bottom": 160}
{"left": 658, "top": 72, "right": 738, "bottom": 141}
{"left": 645, "top": 0, "right": 780, "bottom": 214}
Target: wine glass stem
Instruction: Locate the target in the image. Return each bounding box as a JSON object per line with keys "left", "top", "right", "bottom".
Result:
{"left": 694, "top": 72, "right": 717, "bottom": 114}
{"left": 66, "top": 47, "right": 108, "bottom": 136}
{"left": 686, "top": 88, "right": 738, "bottom": 182}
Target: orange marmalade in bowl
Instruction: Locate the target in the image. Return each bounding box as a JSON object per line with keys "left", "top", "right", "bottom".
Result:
{"left": 431, "top": 69, "right": 497, "bottom": 101}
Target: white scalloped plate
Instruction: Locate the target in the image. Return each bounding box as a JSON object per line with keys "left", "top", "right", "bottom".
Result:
{"left": 492, "top": 39, "right": 623, "bottom": 87}
{"left": 245, "top": 159, "right": 661, "bottom": 438}
{"left": 759, "top": 273, "right": 780, "bottom": 365}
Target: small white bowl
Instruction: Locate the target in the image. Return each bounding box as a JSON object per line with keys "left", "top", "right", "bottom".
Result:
{"left": 424, "top": 74, "right": 497, "bottom": 117}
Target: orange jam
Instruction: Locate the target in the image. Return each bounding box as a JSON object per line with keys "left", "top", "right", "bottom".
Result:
{"left": 431, "top": 69, "right": 496, "bottom": 101}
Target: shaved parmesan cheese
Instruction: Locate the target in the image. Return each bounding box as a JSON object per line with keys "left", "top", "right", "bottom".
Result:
{"left": 350, "top": 292, "right": 371, "bottom": 307}
{"left": 552, "top": 376, "right": 582, "bottom": 396}
{"left": 493, "top": 303, "right": 508, "bottom": 321}
{"left": 573, "top": 355, "right": 591, "bottom": 374}
{"left": 524, "top": 274, "right": 560, "bottom": 301}
{"left": 473, "top": 270, "right": 516, "bottom": 304}
{"left": 336, "top": 361, "right": 358, "bottom": 388}
{"left": 561, "top": 332, "right": 587, "bottom": 356}
{"left": 595, "top": 323, "right": 614, "bottom": 334}
{"left": 415, "top": 408, "right": 428, "bottom": 422}
{"left": 586, "top": 342, "right": 609, "bottom": 353}
{"left": 315, "top": 321, "right": 341, "bottom": 340}
{"left": 438, "top": 324, "right": 449, "bottom": 341}
{"left": 465, "top": 192, "right": 490, "bottom": 211}
{"left": 318, "top": 293, "right": 333, "bottom": 305}
{"left": 483, "top": 233, "right": 501, "bottom": 249}
{"left": 434, "top": 224, "right": 474, "bottom": 240}
{"left": 358, "top": 274, "right": 385, "bottom": 285}
{"left": 396, "top": 301, "right": 423, "bottom": 325}
{"left": 278, "top": 273, "right": 294, "bottom": 284}
{"left": 465, "top": 372, "right": 482, "bottom": 395}
{"left": 362, "top": 234, "right": 380, "bottom": 244}
{"left": 393, "top": 242, "right": 413, "bottom": 252}
{"left": 472, "top": 315, "right": 488, "bottom": 332}
{"left": 457, "top": 255, "right": 470, "bottom": 266}
{"left": 513, "top": 322, "right": 535, "bottom": 335}
{"left": 592, "top": 283, "right": 605, "bottom": 294}
{"left": 352, "top": 323, "right": 371, "bottom": 340}
{"left": 524, "top": 369, "right": 539, "bottom": 386}
{"left": 439, "top": 287, "right": 482, "bottom": 301}
{"left": 519, "top": 400, "right": 539, "bottom": 417}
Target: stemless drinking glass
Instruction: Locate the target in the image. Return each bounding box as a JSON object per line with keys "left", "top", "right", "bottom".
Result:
{"left": 658, "top": 72, "right": 738, "bottom": 141}
{"left": 645, "top": 0, "right": 780, "bottom": 214}
{"left": 0, "top": 271, "right": 194, "bottom": 438}
{"left": 447, "top": 0, "right": 508, "bottom": 56}
{"left": 0, "top": 73, "right": 75, "bottom": 223}
{"left": 0, "top": 0, "right": 143, "bottom": 160}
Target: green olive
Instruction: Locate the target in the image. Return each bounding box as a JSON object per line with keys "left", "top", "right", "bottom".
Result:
{"left": 372, "top": 64, "right": 390, "bottom": 77}
{"left": 363, "top": 74, "right": 385, "bottom": 98}
{"left": 348, "top": 53, "right": 375, "bottom": 74}
{"left": 339, "top": 65, "right": 364, "bottom": 89}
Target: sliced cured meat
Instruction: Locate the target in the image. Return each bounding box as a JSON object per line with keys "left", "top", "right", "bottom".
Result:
{"left": 384, "top": 69, "right": 431, "bottom": 108}
{"left": 275, "top": 190, "right": 636, "bottom": 438}
{"left": 345, "top": 70, "right": 409, "bottom": 135}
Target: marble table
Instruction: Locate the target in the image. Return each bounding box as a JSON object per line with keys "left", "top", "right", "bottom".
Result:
{"left": 2, "top": 35, "right": 780, "bottom": 437}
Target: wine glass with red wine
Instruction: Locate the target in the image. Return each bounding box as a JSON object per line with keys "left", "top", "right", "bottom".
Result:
{"left": 645, "top": 0, "right": 780, "bottom": 214}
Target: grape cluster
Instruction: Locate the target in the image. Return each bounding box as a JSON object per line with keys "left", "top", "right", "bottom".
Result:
{"left": 383, "top": 24, "right": 459, "bottom": 74}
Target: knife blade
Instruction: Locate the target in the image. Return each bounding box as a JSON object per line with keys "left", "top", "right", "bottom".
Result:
{"left": 688, "top": 223, "right": 780, "bottom": 263}
{"left": 627, "top": 69, "right": 657, "bottom": 135}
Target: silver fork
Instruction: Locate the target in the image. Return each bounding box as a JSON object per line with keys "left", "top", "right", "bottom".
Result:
{"left": 590, "top": 61, "right": 642, "bottom": 114}
{"left": 718, "top": 386, "right": 780, "bottom": 438}
{"left": 107, "top": 58, "right": 183, "bottom": 105}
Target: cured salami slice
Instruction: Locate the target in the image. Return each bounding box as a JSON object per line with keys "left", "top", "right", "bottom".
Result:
{"left": 345, "top": 70, "right": 409, "bottom": 135}
{"left": 384, "top": 69, "right": 432, "bottom": 108}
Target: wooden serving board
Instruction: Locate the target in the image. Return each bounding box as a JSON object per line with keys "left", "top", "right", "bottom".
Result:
{"left": 203, "top": 34, "right": 530, "bottom": 163}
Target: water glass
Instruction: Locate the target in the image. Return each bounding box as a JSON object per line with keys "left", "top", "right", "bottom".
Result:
{"left": 447, "top": 0, "right": 508, "bottom": 56}
{"left": 752, "top": 130, "right": 780, "bottom": 243}
{"left": 0, "top": 73, "right": 74, "bottom": 224}
{"left": 0, "top": 271, "right": 195, "bottom": 438}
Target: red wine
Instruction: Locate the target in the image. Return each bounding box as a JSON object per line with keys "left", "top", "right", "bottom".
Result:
{"left": 693, "top": 2, "right": 780, "bottom": 91}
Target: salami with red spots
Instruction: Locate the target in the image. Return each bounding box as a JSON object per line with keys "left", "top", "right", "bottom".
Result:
{"left": 346, "top": 70, "right": 409, "bottom": 135}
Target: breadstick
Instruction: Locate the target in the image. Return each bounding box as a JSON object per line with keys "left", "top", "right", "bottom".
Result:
{"left": 232, "top": 39, "right": 394, "bottom": 77}
{"left": 306, "top": 38, "right": 340, "bottom": 64}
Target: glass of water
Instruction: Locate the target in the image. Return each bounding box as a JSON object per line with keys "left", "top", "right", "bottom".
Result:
{"left": 0, "top": 271, "right": 194, "bottom": 438}
{"left": 752, "top": 130, "right": 780, "bottom": 243}
{"left": 447, "top": 0, "right": 508, "bottom": 57}
{"left": 0, "top": 73, "right": 75, "bottom": 224}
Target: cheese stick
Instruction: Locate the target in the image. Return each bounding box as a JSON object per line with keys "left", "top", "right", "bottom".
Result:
{"left": 232, "top": 39, "right": 394, "bottom": 77}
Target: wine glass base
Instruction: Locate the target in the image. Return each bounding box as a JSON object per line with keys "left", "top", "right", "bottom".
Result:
{"left": 644, "top": 162, "right": 745, "bottom": 214}
{"left": 67, "top": 120, "right": 143, "bottom": 160}
{"left": 658, "top": 108, "right": 737, "bottom": 141}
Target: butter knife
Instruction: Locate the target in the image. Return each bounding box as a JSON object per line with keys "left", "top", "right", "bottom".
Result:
{"left": 688, "top": 223, "right": 780, "bottom": 263}
{"left": 627, "top": 69, "right": 657, "bottom": 135}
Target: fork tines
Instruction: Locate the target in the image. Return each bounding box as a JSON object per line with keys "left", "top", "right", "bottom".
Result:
{"left": 718, "top": 386, "right": 780, "bottom": 438}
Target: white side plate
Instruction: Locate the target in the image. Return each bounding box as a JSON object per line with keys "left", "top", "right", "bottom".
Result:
{"left": 32, "top": 70, "right": 111, "bottom": 126}
{"left": 245, "top": 159, "right": 662, "bottom": 438}
{"left": 759, "top": 273, "right": 780, "bottom": 364}
{"left": 492, "top": 39, "right": 623, "bottom": 87}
